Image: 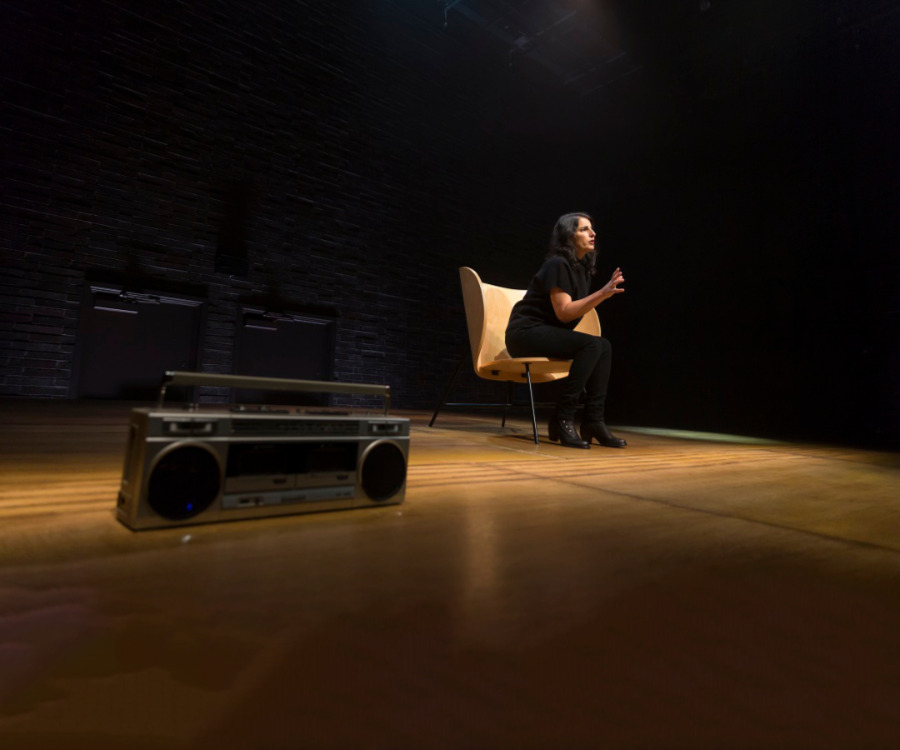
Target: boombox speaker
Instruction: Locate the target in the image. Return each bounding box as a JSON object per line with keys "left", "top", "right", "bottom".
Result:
{"left": 117, "top": 371, "right": 409, "bottom": 530}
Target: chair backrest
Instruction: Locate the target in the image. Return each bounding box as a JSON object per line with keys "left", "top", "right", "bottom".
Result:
{"left": 459, "top": 266, "right": 600, "bottom": 372}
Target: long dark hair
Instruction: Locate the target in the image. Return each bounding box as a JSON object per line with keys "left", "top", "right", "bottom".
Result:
{"left": 547, "top": 212, "right": 596, "bottom": 275}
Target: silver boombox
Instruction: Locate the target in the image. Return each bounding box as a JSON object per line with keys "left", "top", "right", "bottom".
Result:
{"left": 117, "top": 372, "right": 409, "bottom": 530}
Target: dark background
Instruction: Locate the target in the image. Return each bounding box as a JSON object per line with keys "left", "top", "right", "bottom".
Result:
{"left": 2, "top": 0, "right": 898, "bottom": 447}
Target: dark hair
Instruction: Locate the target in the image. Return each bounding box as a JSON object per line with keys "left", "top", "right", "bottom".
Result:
{"left": 547, "top": 212, "right": 596, "bottom": 274}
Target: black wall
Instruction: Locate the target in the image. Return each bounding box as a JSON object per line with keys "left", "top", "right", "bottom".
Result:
{"left": 593, "top": 0, "right": 900, "bottom": 446}
{"left": 2, "top": 0, "right": 898, "bottom": 447}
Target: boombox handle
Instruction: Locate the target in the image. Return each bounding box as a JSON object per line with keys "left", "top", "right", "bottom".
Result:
{"left": 157, "top": 371, "right": 391, "bottom": 415}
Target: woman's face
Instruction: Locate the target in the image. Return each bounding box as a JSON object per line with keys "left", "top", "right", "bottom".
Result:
{"left": 571, "top": 216, "right": 596, "bottom": 258}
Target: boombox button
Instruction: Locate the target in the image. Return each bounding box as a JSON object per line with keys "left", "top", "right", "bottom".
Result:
{"left": 164, "top": 420, "right": 217, "bottom": 436}
{"left": 370, "top": 423, "right": 400, "bottom": 435}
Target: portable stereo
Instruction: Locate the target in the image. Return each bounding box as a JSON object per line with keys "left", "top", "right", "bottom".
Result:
{"left": 116, "top": 372, "right": 408, "bottom": 530}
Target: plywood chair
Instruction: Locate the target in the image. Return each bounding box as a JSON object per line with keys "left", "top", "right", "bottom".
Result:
{"left": 429, "top": 266, "right": 601, "bottom": 444}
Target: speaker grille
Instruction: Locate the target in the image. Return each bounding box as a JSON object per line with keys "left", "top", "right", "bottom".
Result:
{"left": 147, "top": 444, "right": 221, "bottom": 520}
{"left": 360, "top": 442, "right": 407, "bottom": 502}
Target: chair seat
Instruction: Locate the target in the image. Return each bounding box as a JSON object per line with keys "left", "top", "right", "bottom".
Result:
{"left": 477, "top": 357, "right": 573, "bottom": 383}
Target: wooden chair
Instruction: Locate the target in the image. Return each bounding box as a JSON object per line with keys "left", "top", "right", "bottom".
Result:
{"left": 429, "top": 266, "right": 601, "bottom": 444}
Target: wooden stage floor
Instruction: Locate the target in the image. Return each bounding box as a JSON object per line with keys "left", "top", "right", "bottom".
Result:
{"left": 1, "top": 400, "right": 899, "bottom": 749}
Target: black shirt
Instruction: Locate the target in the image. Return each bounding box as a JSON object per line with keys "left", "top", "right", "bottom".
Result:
{"left": 506, "top": 255, "right": 591, "bottom": 334}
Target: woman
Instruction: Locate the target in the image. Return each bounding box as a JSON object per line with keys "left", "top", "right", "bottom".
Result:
{"left": 505, "top": 212, "right": 626, "bottom": 449}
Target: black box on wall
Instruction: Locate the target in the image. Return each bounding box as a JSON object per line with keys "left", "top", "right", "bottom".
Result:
{"left": 70, "top": 283, "right": 205, "bottom": 400}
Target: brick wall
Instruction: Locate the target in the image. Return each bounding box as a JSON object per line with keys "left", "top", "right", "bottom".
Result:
{"left": 1, "top": 0, "right": 578, "bottom": 408}
{"left": 2, "top": 0, "right": 898, "bottom": 445}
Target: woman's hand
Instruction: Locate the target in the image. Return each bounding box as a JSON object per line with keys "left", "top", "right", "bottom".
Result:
{"left": 600, "top": 267, "right": 625, "bottom": 300}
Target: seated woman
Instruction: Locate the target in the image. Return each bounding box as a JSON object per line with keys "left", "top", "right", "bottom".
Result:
{"left": 505, "top": 212, "right": 626, "bottom": 449}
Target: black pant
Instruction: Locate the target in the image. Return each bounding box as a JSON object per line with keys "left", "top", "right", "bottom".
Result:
{"left": 506, "top": 325, "right": 612, "bottom": 422}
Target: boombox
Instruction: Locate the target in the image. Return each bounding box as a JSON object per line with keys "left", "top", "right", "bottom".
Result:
{"left": 116, "top": 372, "right": 409, "bottom": 530}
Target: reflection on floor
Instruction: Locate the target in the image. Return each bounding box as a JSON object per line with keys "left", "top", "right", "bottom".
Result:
{"left": 1, "top": 400, "right": 899, "bottom": 749}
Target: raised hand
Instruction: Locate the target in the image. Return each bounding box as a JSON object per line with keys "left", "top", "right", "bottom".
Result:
{"left": 602, "top": 267, "right": 625, "bottom": 299}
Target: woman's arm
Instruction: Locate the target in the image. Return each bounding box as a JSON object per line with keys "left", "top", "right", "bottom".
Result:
{"left": 550, "top": 267, "right": 625, "bottom": 323}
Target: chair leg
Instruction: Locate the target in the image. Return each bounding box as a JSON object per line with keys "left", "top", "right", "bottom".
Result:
{"left": 501, "top": 381, "right": 514, "bottom": 428}
{"left": 429, "top": 354, "right": 466, "bottom": 427}
{"left": 525, "top": 363, "right": 539, "bottom": 445}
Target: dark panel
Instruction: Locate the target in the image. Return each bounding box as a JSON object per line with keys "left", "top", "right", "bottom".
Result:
{"left": 234, "top": 307, "right": 337, "bottom": 406}
{"left": 71, "top": 284, "right": 204, "bottom": 400}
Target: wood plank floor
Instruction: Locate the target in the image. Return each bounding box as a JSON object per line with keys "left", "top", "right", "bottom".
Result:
{"left": 1, "top": 400, "right": 899, "bottom": 749}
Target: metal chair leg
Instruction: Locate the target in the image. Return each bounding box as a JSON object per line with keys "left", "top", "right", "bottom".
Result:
{"left": 501, "top": 381, "right": 514, "bottom": 428}
{"left": 429, "top": 355, "right": 466, "bottom": 427}
{"left": 525, "top": 363, "right": 539, "bottom": 444}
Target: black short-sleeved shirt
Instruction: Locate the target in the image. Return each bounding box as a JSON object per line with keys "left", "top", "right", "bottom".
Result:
{"left": 506, "top": 255, "right": 591, "bottom": 334}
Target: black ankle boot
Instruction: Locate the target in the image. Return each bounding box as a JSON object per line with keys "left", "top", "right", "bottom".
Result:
{"left": 548, "top": 418, "right": 590, "bottom": 449}
{"left": 580, "top": 421, "right": 627, "bottom": 448}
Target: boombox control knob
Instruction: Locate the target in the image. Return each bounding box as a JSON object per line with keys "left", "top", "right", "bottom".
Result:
{"left": 360, "top": 441, "right": 407, "bottom": 502}
{"left": 147, "top": 444, "right": 221, "bottom": 521}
